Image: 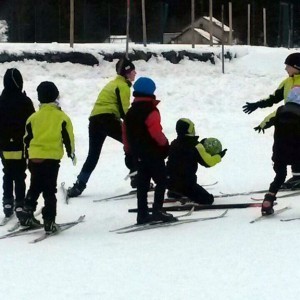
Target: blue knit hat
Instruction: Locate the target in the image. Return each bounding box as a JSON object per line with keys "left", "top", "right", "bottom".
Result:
{"left": 133, "top": 77, "right": 156, "bottom": 96}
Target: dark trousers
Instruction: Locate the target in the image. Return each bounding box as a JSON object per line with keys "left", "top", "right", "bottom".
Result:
{"left": 78, "top": 114, "right": 124, "bottom": 184}
{"left": 25, "top": 160, "right": 60, "bottom": 221}
{"left": 0, "top": 154, "right": 27, "bottom": 208}
{"left": 183, "top": 184, "right": 214, "bottom": 205}
{"left": 291, "top": 163, "right": 300, "bottom": 176}
{"left": 269, "top": 161, "right": 288, "bottom": 194}
{"left": 136, "top": 158, "right": 167, "bottom": 214}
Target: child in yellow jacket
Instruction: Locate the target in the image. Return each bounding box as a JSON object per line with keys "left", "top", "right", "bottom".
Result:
{"left": 17, "top": 81, "right": 75, "bottom": 233}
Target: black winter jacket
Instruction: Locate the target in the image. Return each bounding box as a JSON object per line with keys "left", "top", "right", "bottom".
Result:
{"left": 272, "top": 102, "right": 300, "bottom": 165}
{"left": 0, "top": 70, "right": 35, "bottom": 151}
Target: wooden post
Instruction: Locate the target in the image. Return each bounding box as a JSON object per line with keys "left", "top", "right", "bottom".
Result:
{"left": 70, "top": 0, "right": 74, "bottom": 48}
{"left": 126, "top": 0, "right": 130, "bottom": 58}
{"left": 228, "top": 2, "right": 232, "bottom": 45}
{"left": 263, "top": 7, "right": 267, "bottom": 46}
{"left": 247, "top": 3, "right": 251, "bottom": 45}
{"left": 209, "top": 0, "right": 213, "bottom": 46}
{"left": 191, "top": 0, "right": 195, "bottom": 48}
{"left": 141, "top": 0, "right": 147, "bottom": 47}
{"left": 221, "top": 5, "right": 225, "bottom": 74}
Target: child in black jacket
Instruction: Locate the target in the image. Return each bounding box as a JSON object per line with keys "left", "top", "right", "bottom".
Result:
{"left": 261, "top": 86, "right": 300, "bottom": 215}
{"left": 0, "top": 68, "right": 35, "bottom": 219}
{"left": 167, "top": 118, "right": 226, "bottom": 204}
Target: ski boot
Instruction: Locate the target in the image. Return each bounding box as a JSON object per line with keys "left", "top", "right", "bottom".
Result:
{"left": 152, "top": 210, "right": 177, "bottom": 223}
{"left": 44, "top": 219, "right": 60, "bottom": 234}
{"left": 3, "top": 197, "right": 14, "bottom": 218}
{"left": 67, "top": 180, "right": 86, "bottom": 198}
{"left": 16, "top": 208, "right": 41, "bottom": 228}
{"left": 261, "top": 193, "right": 276, "bottom": 216}
{"left": 281, "top": 176, "right": 300, "bottom": 190}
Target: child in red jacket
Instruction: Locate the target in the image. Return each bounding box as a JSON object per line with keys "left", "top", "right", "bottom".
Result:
{"left": 123, "top": 77, "right": 175, "bottom": 224}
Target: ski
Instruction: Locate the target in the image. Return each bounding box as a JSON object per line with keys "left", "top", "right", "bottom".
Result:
{"left": 128, "top": 202, "right": 268, "bottom": 213}
{"left": 29, "top": 215, "right": 85, "bottom": 243}
{"left": 93, "top": 186, "right": 155, "bottom": 203}
{"left": 249, "top": 206, "right": 290, "bottom": 224}
{"left": 0, "top": 225, "right": 43, "bottom": 239}
{"left": 280, "top": 217, "right": 300, "bottom": 222}
{"left": 61, "top": 182, "right": 69, "bottom": 204}
{"left": 110, "top": 207, "right": 195, "bottom": 233}
{"left": 117, "top": 210, "right": 228, "bottom": 234}
{"left": 7, "top": 208, "right": 42, "bottom": 232}
{"left": 0, "top": 215, "right": 14, "bottom": 226}
{"left": 0, "top": 216, "right": 86, "bottom": 240}
{"left": 218, "top": 188, "right": 299, "bottom": 199}
{"left": 202, "top": 181, "right": 218, "bottom": 187}
{"left": 251, "top": 190, "right": 300, "bottom": 201}
{"left": 216, "top": 190, "right": 268, "bottom": 198}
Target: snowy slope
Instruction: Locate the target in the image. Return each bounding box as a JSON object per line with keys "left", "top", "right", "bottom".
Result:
{"left": 0, "top": 44, "right": 299, "bottom": 300}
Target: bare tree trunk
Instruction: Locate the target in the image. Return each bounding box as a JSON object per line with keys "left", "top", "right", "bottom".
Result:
{"left": 228, "top": 2, "right": 232, "bottom": 45}
{"left": 263, "top": 7, "right": 267, "bottom": 46}
{"left": 209, "top": 0, "right": 213, "bottom": 46}
{"left": 141, "top": 0, "right": 147, "bottom": 47}
{"left": 191, "top": 0, "right": 195, "bottom": 48}
{"left": 247, "top": 4, "right": 251, "bottom": 45}
{"left": 126, "top": 0, "right": 130, "bottom": 58}
{"left": 221, "top": 4, "right": 225, "bottom": 74}
{"left": 70, "top": 0, "right": 74, "bottom": 48}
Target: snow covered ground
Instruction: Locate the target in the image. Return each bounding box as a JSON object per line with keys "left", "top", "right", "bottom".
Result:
{"left": 0, "top": 43, "right": 299, "bottom": 300}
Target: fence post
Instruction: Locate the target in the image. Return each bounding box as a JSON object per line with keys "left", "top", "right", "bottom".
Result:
{"left": 263, "top": 7, "right": 267, "bottom": 46}
{"left": 191, "top": 0, "right": 195, "bottom": 48}
{"left": 70, "top": 0, "right": 74, "bottom": 48}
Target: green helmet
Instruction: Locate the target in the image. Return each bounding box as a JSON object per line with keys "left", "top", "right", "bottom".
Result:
{"left": 203, "top": 138, "right": 222, "bottom": 155}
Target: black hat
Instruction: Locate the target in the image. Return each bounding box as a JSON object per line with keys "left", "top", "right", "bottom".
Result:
{"left": 116, "top": 57, "right": 135, "bottom": 77}
{"left": 285, "top": 53, "right": 300, "bottom": 70}
{"left": 3, "top": 68, "right": 23, "bottom": 91}
{"left": 176, "top": 118, "right": 195, "bottom": 136}
{"left": 37, "top": 81, "right": 59, "bottom": 103}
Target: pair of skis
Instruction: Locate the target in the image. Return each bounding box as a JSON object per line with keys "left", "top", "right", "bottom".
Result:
{"left": 0, "top": 215, "right": 85, "bottom": 243}
{"left": 111, "top": 208, "right": 228, "bottom": 234}
{"left": 93, "top": 181, "right": 218, "bottom": 203}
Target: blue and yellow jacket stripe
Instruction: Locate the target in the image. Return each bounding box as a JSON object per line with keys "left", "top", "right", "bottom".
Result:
{"left": 90, "top": 75, "right": 131, "bottom": 120}
{"left": 24, "top": 103, "right": 75, "bottom": 160}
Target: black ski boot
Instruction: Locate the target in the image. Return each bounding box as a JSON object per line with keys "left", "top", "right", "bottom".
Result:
{"left": 67, "top": 180, "right": 86, "bottom": 198}
{"left": 17, "top": 208, "right": 41, "bottom": 228}
{"left": 261, "top": 193, "right": 276, "bottom": 216}
{"left": 44, "top": 219, "right": 60, "bottom": 234}
{"left": 152, "top": 210, "right": 177, "bottom": 223}
{"left": 3, "top": 197, "right": 14, "bottom": 217}
{"left": 137, "top": 211, "right": 153, "bottom": 225}
{"left": 281, "top": 176, "right": 300, "bottom": 190}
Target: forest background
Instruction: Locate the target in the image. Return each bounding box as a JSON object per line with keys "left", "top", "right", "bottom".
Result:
{"left": 0, "top": 0, "right": 299, "bottom": 47}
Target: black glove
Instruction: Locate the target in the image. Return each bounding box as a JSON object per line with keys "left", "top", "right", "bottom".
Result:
{"left": 254, "top": 125, "right": 265, "bottom": 134}
{"left": 242, "top": 102, "right": 259, "bottom": 114}
{"left": 124, "top": 154, "right": 135, "bottom": 170}
{"left": 219, "top": 149, "right": 227, "bottom": 158}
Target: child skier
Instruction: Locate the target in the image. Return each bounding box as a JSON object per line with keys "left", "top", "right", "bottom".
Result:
{"left": 122, "top": 77, "right": 175, "bottom": 224}
{"left": 0, "top": 68, "right": 35, "bottom": 219}
{"left": 261, "top": 86, "right": 300, "bottom": 215}
{"left": 167, "top": 118, "right": 226, "bottom": 204}
{"left": 17, "top": 81, "right": 76, "bottom": 233}
{"left": 242, "top": 52, "right": 300, "bottom": 189}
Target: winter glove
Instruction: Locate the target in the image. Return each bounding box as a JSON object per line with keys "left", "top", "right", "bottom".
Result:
{"left": 70, "top": 153, "right": 77, "bottom": 166}
{"left": 242, "top": 102, "right": 259, "bottom": 114}
{"left": 254, "top": 125, "right": 265, "bottom": 134}
{"left": 124, "top": 154, "right": 137, "bottom": 171}
{"left": 219, "top": 149, "right": 227, "bottom": 158}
